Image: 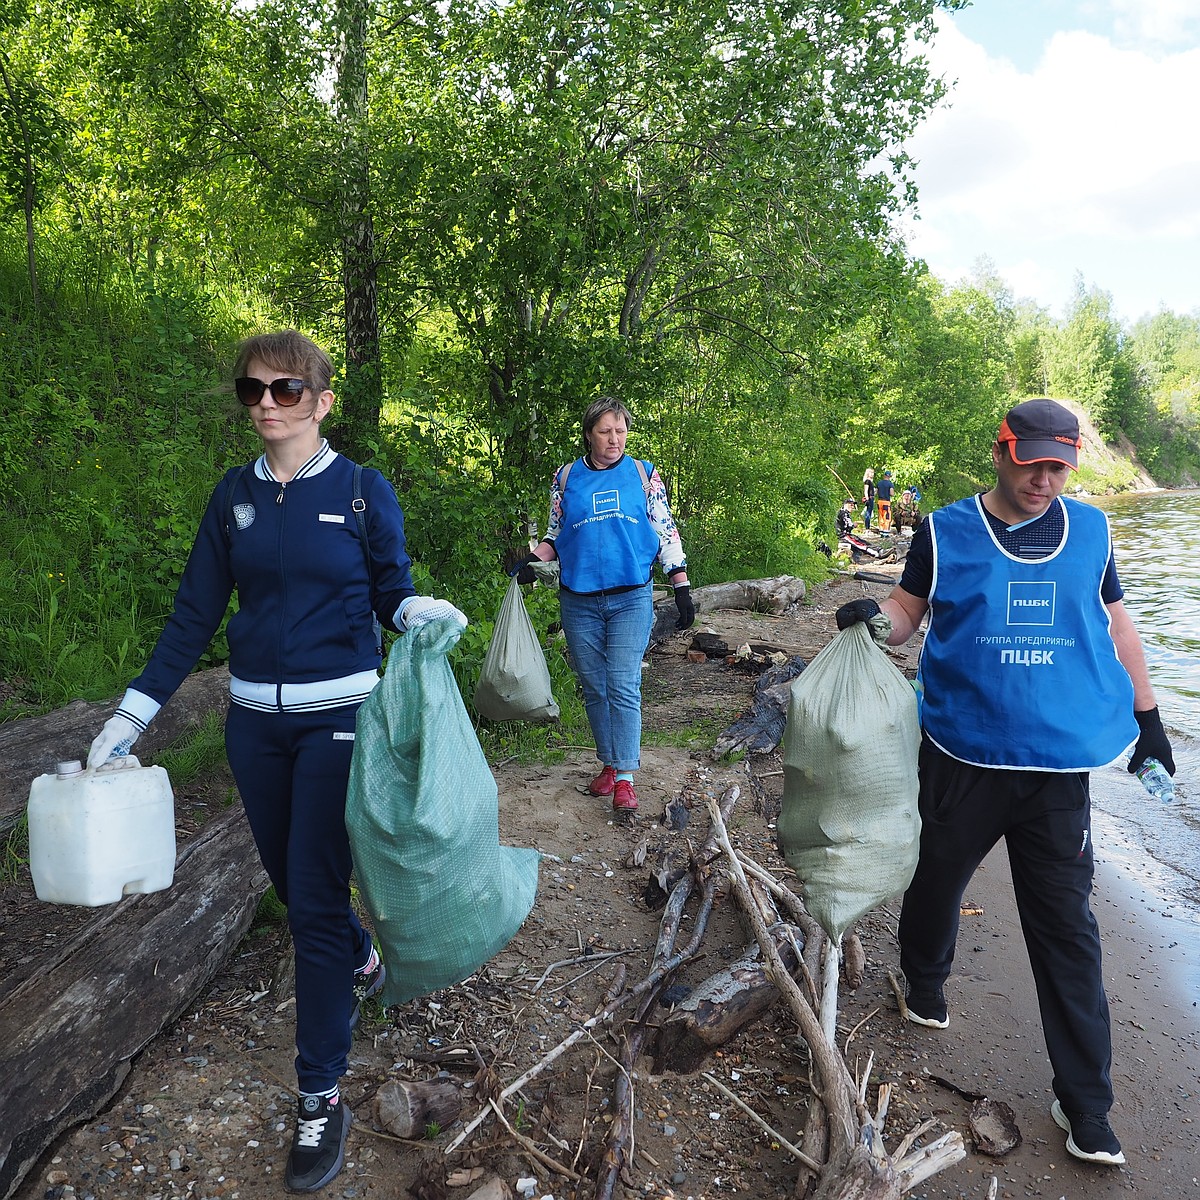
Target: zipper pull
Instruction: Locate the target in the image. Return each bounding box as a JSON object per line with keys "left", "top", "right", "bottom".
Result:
{"left": 277, "top": 482, "right": 286, "bottom": 505}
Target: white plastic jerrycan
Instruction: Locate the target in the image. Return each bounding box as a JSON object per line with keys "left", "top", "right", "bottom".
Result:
{"left": 27, "top": 756, "right": 177, "bottom": 906}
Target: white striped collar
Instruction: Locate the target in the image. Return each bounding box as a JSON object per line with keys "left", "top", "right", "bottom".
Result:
{"left": 255, "top": 440, "right": 338, "bottom": 482}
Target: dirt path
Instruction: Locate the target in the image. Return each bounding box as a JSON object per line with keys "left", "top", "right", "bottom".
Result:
{"left": 10, "top": 575, "right": 1200, "bottom": 1200}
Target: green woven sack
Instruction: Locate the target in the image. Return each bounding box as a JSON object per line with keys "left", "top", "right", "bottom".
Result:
{"left": 473, "top": 575, "right": 560, "bottom": 723}
{"left": 777, "top": 619, "right": 921, "bottom": 942}
{"left": 346, "top": 617, "right": 540, "bottom": 1005}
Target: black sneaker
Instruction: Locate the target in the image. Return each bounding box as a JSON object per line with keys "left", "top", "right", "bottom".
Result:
{"left": 350, "top": 952, "right": 386, "bottom": 1031}
{"left": 1051, "top": 1100, "right": 1125, "bottom": 1165}
{"left": 904, "top": 987, "right": 949, "bottom": 1029}
{"left": 286, "top": 1093, "right": 351, "bottom": 1192}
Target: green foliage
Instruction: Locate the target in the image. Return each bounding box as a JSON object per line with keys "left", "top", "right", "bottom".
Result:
{"left": 0, "top": 223, "right": 258, "bottom": 711}
{"left": 251, "top": 885, "right": 288, "bottom": 934}
{"left": 153, "top": 713, "right": 228, "bottom": 789}
{"left": 1, "top": 816, "right": 29, "bottom": 888}
{"left": 1045, "top": 279, "right": 1138, "bottom": 437}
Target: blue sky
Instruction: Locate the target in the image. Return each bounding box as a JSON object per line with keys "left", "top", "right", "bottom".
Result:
{"left": 898, "top": 0, "right": 1200, "bottom": 324}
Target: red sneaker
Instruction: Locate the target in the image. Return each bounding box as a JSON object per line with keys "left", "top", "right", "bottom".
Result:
{"left": 612, "top": 779, "right": 638, "bottom": 811}
{"left": 588, "top": 765, "right": 617, "bottom": 796}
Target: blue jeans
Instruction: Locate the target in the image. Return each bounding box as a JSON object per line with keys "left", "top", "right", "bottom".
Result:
{"left": 558, "top": 582, "right": 654, "bottom": 772}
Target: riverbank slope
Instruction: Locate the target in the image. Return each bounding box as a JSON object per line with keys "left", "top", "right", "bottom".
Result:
{"left": 9, "top": 575, "right": 1199, "bottom": 1200}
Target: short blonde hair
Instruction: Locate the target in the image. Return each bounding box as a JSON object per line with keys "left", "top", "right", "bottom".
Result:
{"left": 233, "top": 330, "right": 333, "bottom": 393}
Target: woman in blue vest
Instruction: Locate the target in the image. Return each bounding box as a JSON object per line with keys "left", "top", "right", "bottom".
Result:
{"left": 518, "top": 397, "right": 694, "bottom": 812}
{"left": 87, "top": 330, "right": 465, "bottom": 1193}
{"left": 836, "top": 399, "right": 1175, "bottom": 1169}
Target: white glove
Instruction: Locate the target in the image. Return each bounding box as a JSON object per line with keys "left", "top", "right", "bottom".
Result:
{"left": 87, "top": 715, "right": 141, "bottom": 770}
{"left": 398, "top": 596, "right": 468, "bottom": 632}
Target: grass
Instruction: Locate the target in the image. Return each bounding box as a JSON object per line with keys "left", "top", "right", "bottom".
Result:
{"left": 1, "top": 816, "right": 29, "bottom": 887}
{"left": 250, "top": 885, "right": 288, "bottom": 934}
{"left": 643, "top": 714, "right": 726, "bottom": 750}
{"left": 153, "top": 713, "right": 229, "bottom": 790}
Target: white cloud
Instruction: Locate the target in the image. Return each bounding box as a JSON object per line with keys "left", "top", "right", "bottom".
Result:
{"left": 902, "top": 12, "right": 1200, "bottom": 318}
{"left": 1107, "top": 0, "right": 1200, "bottom": 49}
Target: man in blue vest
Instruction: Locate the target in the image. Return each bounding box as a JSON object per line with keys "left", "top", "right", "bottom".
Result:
{"left": 835, "top": 398, "right": 1175, "bottom": 1168}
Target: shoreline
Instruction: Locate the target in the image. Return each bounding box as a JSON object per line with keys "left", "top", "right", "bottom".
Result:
{"left": 868, "top": 835, "right": 1200, "bottom": 1197}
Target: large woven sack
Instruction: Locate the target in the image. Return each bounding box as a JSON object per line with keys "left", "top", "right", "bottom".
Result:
{"left": 346, "top": 617, "right": 540, "bottom": 1005}
{"left": 474, "top": 575, "right": 559, "bottom": 722}
{"left": 777, "top": 618, "right": 920, "bottom": 942}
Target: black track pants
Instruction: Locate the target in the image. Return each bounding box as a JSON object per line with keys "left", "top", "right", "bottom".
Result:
{"left": 898, "top": 739, "right": 1114, "bottom": 1114}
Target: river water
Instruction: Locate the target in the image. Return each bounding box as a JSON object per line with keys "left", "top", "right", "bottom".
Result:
{"left": 1084, "top": 489, "right": 1200, "bottom": 998}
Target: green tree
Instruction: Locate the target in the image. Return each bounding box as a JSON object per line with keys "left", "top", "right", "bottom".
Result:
{"left": 1045, "top": 277, "right": 1138, "bottom": 436}
{"left": 381, "top": 0, "right": 953, "bottom": 485}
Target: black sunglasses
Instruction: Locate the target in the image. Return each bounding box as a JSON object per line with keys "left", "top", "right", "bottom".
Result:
{"left": 235, "top": 376, "right": 309, "bottom": 407}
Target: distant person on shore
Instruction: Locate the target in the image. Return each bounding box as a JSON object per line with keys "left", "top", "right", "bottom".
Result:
{"left": 835, "top": 497, "right": 856, "bottom": 541}
{"left": 875, "top": 469, "right": 895, "bottom": 532}
{"left": 861, "top": 467, "right": 875, "bottom": 530}
{"left": 835, "top": 398, "right": 1175, "bottom": 1168}
{"left": 893, "top": 486, "right": 922, "bottom": 534}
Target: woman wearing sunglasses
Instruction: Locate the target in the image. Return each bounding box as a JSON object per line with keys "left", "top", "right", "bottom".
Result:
{"left": 87, "top": 330, "right": 464, "bottom": 1193}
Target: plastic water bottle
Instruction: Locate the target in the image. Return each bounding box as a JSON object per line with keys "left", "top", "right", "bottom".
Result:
{"left": 1135, "top": 758, "right": 1175, "bottom": 804}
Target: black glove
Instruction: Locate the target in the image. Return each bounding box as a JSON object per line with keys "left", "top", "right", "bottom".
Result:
{"left": 835, "top": 597, "right": 881, "bottom": 630}
{"left": 508, "top": 554, "right": 539, "bottom": 586}
{"left": 674, "top": 585, "right": 695, "bottom": 630}
{"left": 1127, "top": 706, "right": 1175, "bottom": 775}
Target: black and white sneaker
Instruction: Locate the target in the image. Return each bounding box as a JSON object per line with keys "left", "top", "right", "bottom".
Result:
{"left": 904, "top": 987, "right": 950, "bottom": 1029}
{"left": 350, "top": 947, "right": 386, "bottom": 1031}
{"left": 286, "top": 1092, "right": 351, "bottom": 1192}
{"left": 1051, "top": 1099, "right": 1125, "bottom": 1165}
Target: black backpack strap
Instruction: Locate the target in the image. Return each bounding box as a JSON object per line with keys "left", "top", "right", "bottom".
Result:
{"left": 352, "top": 464, "right": 383, "bottom": 656}
{"left": 223, "top": 464, "right": 251, "bottom": 546}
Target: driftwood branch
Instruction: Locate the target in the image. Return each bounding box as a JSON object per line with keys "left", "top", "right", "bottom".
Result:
{"left": 701, "top": 1072, "right": 821, "bottom": 1171}
{"left": 594, "top": 782, "right": 740, "bottom": 1200}
{"left": 708, "top": 798, "right": 967, "bottom": 1199}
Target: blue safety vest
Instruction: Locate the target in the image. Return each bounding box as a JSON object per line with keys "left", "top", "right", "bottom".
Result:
{"left": 555, "top": 456, "right": 660, "bottom": 593}
{"left": 918, "top": 495, "right": 1137, "bottom": 771}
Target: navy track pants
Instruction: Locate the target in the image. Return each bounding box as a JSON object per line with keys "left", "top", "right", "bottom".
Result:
{"left": 225, "top": 702, "right": 372, "bottom": 1094}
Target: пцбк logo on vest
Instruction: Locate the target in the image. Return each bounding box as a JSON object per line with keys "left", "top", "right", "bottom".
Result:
{"left": 1007, "top": 581, "right": 1055, "bottom": 626}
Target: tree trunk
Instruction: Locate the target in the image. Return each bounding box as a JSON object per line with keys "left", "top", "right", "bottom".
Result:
{"left": 651, "top": 926, "right": 806, "bottom": 1074}
{"left": 0, "top": 806, "right": 268, "bottom": 1200}
{"left": 335, "top": 0, "right": 381, "bottom": 462}
{"left": 375, "top": 1079, "right": 464, "bottom": 1139}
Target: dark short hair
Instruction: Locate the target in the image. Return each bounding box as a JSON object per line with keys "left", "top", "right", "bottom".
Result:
{"left": 233, "top": 330, "right": 334, "bottom": 394}
{"left": 581, "top": 395, "right": 633, "bottom": 454}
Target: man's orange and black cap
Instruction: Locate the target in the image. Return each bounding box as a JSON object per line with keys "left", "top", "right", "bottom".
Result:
{"left": 996, "top": 399, "right": 1081, "bottom": 470}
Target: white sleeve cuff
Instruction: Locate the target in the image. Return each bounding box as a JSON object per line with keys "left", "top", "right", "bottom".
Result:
{"left": 116, "top": 687, "right": 162, "bottom": 732}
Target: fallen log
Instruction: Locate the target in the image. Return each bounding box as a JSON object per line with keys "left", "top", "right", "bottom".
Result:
{"left": 376, "top": 1078, "right": 464, "bottom": 1139}
{"left": 693, "top": 576, "right": 808, "bottom": 615}
{"left": 0, "top": 804, "right": 267, "bottom": 1200}
{"left": 711, "top": 653, "right": 807, "bottom": 758}
{"left": 649, "top": 576, "right": 808, "bottom": 646}
{"left": 0, "top": 667, "right": 231, "bottom": 835}
{"left": 651, "top": 925, "right": 806, "bottom": 1074}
